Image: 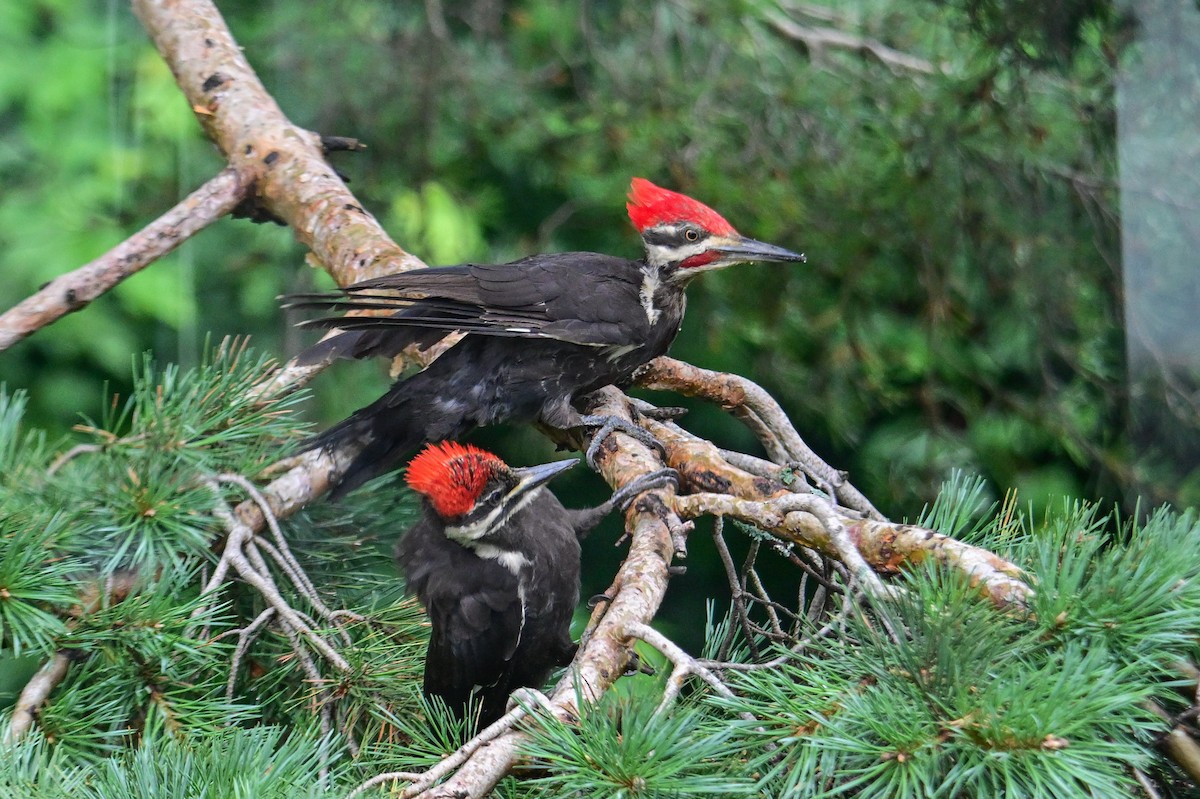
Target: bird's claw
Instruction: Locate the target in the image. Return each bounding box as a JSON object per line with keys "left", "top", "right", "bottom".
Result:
{"left": 610, "top": 468, "right": 680, "bottom": 513}
{"left": 587, "top": 593, "right": 614, "bottom": 610}
{"left": 580, "top": 414, "right": 668, "bottom": 471}
{"left": 623, "top": 650, "right": 657, "bottom": 678}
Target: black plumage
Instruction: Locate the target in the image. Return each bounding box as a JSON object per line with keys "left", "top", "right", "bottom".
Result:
{"left": 292, "top": 254, "right": 683, "bottom": 497}
{"left": 396, "top": 446, "right": 622, "bottom": 731}
{"left": 285, "top": 178, "right": 805, "bottom": 497}
{"left": 397, "top": 489, "right": 603, "bottom": 728}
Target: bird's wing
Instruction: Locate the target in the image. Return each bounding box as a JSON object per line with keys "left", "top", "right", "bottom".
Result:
{"left": 284, "top": 253, "right": 651, "bottom": 351}
{"left": 423, "top": 568, "right": 525, "bottom": 707}
{"left": 397, "top": 519, "right": 525, "bottom": 706}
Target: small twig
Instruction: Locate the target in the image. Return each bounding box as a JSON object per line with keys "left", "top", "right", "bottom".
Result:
{"left": 222, "top": 473, "right": 345, "bottom": 620}
{"left": 226, "top": 608, "right": 275, "bottom": 701}
{"left": 623, "top": 622, "right": 750, "bottom": 719}
{"left": 765, "top": 12, "right": 939, "bottom": 75}
{"left": 700, "top": 583, "right": 858, "bottom": 673}
{"left": 4, "top": 652, "right": 72, "bottom": 742}
{"left": 203, "top": 476, "right": 351, "bottom": 672}
{"left": 1133, "top": 767, "right": 1162, "bottom": 799}
{"left": 344, "top": 771, "right": 424, "bottom": 799}
{"left": 0, "top": 168, "right": 248, "bottom": 351}
{"left": 280, "top": 619, "right": 335, "bottom": 787}
{"left": 45, "top": 444, "right": 102, "bottom": 477}
{"left": 711, "top": 518, "right": 761, "bottom": 660}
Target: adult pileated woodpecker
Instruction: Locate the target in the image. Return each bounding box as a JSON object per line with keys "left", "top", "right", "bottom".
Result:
{"left": 398, "top": 441, "right": 655, "bottom": 730}
{"left": 289, "top": 178, "right": 804, "bottom": 497}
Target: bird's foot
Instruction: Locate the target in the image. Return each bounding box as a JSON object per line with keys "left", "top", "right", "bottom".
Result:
{"left": 624, "top": 650, "right": 657, "bottom": 678}
{"left": 609, "top": 468, "right": 680, "bottom": 513}
{"left": 580, "top": 414, "right": 668, "bottom": 471}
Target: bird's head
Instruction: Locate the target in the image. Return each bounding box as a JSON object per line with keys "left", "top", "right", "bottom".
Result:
{"left": 405, "top": 442, "right": 576, "bottom": 539}
{"left": 626, "top": 177, "right": 806, "bottom": 282}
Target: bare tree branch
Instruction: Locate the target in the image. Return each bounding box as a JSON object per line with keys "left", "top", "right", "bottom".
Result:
{"left": 636, "top": 357, "right": 883, "bottom": 519}
{"left": 131, "top": 0, "right": 435, "bottom": 399}
{"left": 3, "top": 652, "right": 72, "bottom": 743}
{"left": 131, "top": 0, "right": 426, "bottom": 288}
{"left": 765, "top": 12, "right": 940, "bottom": 76}
{"left": 622, "top": 621, "right": 742, "bottom": 715}
{"left": 626, "top": 401, "right": 1033, "bottom": 609}
{"left": 0, "top": 168, "right": 248, "bottom": 351}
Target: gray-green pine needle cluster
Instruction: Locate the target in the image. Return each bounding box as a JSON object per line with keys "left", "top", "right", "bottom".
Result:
{"left": 1, "top": 350, "right": 1198, "bottom": 798}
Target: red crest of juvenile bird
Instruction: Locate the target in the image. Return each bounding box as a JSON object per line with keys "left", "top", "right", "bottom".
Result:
{"left": 626, "top": 177, "right": 737, "bottom": 237}
{"left": 405, "top": 441, "right": 502, "bottom": 517}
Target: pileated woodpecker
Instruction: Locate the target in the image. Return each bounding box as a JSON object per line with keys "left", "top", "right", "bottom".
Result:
{"left": 398, "top": 441, "right": 651, "bottom": 729}
{"left": 289, "top": 178, "right": 804, "bottom": 496}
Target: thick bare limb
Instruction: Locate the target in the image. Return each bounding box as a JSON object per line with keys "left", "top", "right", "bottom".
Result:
{"left": 675, "top": 492, "right": 1032, "bottom": 609}
{"left": 132, "top": 0, "right": 434, "bottom": 398}
{"left": 0, "top": 168, "right": 247, "bottom": 351}
{"left": 626, "top": 411, "right": 1032, "bottom": 608}
{"left": 131, "top": 0, "right": 425, "bottom": 288}
{"left": 4, "top": 652, "right": 72, "bottom": 743}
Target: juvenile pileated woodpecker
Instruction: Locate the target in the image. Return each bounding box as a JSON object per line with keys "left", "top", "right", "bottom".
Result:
{"left": 289, "top": 178, "right": 804, "bottom": 496}
{"left": 398, "top": 441, "right": 652, "bottom": 730}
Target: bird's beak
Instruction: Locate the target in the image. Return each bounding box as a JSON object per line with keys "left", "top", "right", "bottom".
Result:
{"left": 507, "top": 458, "right": 578, "bottom": 501}
{"left": 713, "top": 236, "right": 806, "bottom": 264}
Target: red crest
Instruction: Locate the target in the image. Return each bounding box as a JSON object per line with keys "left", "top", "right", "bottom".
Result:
{"left": 406, "top": 442, "right": 503, "bottom": 518}
{"left": 626, "top": 177, "right": 737, "bottom": 237}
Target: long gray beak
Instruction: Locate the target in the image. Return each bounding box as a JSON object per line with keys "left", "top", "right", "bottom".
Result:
{"left": 507, "top": 458, "right": 578, "bottom": 501}
{"left": 715, "top": 236, "right": 806, "bottom": 264}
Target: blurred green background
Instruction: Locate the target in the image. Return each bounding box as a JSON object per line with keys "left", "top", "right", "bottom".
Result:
{"left": 0, "top": 0, "right": 1195, "bottom": 526}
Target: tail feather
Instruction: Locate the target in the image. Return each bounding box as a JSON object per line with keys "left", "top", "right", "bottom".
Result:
{"left": 309, "top": 382, "right": 469, "bottom": 500}
{"left": 295, "top": 327, "right": 448, "bottom": 367}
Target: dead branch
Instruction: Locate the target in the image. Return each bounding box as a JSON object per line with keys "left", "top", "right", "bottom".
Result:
{"left": 622, "top": 621, "right": 742, "bottom": 715}
{"left": 3, "top": 652, "right": 72, "bottom": 743}
{"left": 675, "top": 491, "right": 1032, "bottom": 610}
{"left": 202, "top": 474, "right": 350, "bottom": 672}
{"left": 631, "top": 410, "right": 1033, "bottom": 609}
{"left": 636, "top": 357, "right": 883, "bottom": 519}
{"left": 0, "top": 168, "right": 247, "bottom": 352}
{"left": 765, "top": 12, "right": 939, "bottom": 76}
{"left": 131, "top": 0, "right": 425, "bottom": 288}
{"left": 131, "top": 0, "right": 435, "bottom": 399}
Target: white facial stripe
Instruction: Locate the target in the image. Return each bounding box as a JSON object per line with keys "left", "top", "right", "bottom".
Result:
{"left": 444, "top": 486, "right": 544, "bottom": 544}
{"left": 665, "top": 259, "right": 731, "bottom": 283}
{"left": 643, "top": 236, "right": 716, "bottom": 270}
{"left": 639, "top": 266, "right": 662, "bottom": 325}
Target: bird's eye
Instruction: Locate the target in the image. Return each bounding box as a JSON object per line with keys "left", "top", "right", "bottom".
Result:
{"left": 683, "top": 228, "right": 700, "bottom": 242}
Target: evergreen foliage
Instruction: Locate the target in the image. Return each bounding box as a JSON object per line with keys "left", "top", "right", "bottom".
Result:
{"left": 2, "top": 1, "right": 1197, "bottom": 796}
{"left": 1, "top": 0, "right": 1174, "bottom": 511}
{"left": 0, "top": 353, "right": 1196, "bottom": 793}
